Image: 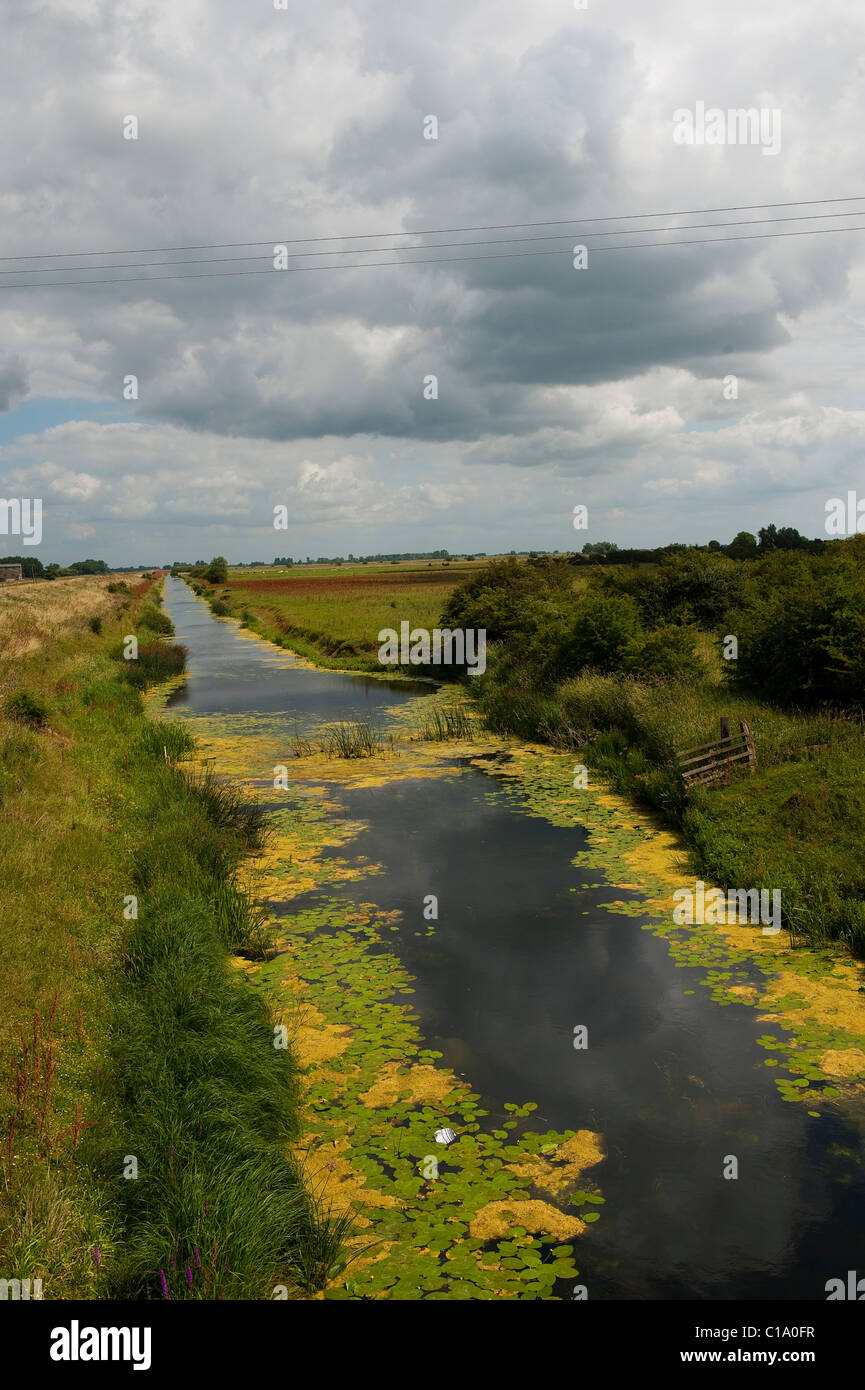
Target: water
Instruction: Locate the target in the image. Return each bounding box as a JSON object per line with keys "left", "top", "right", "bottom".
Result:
{"left": 163, "top": 576, "right": 428, "bottom": 721}
{"left": 161, "top": 576, "right": 865, "bottom": 1300}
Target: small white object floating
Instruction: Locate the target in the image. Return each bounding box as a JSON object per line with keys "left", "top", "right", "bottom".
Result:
{"left": 434, "top": 1127, "right": 456, "bottom": 1146}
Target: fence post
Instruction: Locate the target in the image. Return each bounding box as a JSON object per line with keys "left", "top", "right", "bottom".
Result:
{"left": 720, "top": 717, "right": 730, "bottom": 776}
{"left": 740, "top": 720, "right": 756, "bottom": 772}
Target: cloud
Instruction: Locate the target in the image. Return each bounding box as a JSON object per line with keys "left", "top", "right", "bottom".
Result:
{"left": 1, "top": 0, "right": 864, "bottom": 558}
{"left": 0, "top": 356, "right": 29, "bottom": 413}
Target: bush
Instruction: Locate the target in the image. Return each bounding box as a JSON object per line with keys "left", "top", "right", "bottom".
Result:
{"left": 548, "top": 590, "right": 642, "bottom": 681}
{"left": 624, "top": 624, "right": 704, "bottom": 682}
{"left": 139, "top": 604, "right": 174, "bottom": 636}
{"left": 5, "top": 690, "right": 49, "bottom": 728}
{"left": 441, "top": 556, "right": 573, "bottom": 643}
{"left": 123, "top": 642, "right": 188, "bottom": 688}
{"left": 599, "top": 550, "right": 744, "bottom": 627}
{"left": 88, "top": 616, "right": 102, "bottom": 634}
{"left": 726, "top": 544, "right": 865, "bottom": 707}
{"left": 204, "top": 556, "right": 228, "bottom": 585}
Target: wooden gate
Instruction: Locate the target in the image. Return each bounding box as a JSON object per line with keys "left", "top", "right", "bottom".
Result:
{"left": 676, "top": 718, "right": 757, "bottom": 789}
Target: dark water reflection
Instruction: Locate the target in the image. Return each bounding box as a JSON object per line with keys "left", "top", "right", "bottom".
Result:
{"left": 161, "top": 576, "right": 865, "bottom": 1300}
{"left": 162, "top": 575, "right": 429, "bottom": 722}
{"left": 312, "top": 775, "right": 865, "bottom": 1300}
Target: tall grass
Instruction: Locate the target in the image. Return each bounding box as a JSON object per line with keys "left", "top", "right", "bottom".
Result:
{"left": 0, "top": 576, "right": 348, "bottom": 1297}
{"left": 320, "top": 718, "right": 390, "bottom": 758}
{"left": 123, "top": 641, "right": 188, "bottom": 688}
{"left": 416, "top": 704, "right": 475, "bottom": 740}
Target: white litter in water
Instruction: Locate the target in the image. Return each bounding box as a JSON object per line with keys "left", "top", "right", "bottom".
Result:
{"left": 434, "top": 1127, "right": 456, "bottom": 1146}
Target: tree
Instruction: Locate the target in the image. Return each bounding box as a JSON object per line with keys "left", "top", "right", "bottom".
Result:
{"left": 0, "top": 554, "right": 44, "bottom": 578}
{"left": 725, "top": 531, "right": 758, "bottom": 560}
{"left": 204, "top": 556, "right": 228, "bottom": 584}
{"left": 69, "top": 559, "right": 109, "bottom": 574}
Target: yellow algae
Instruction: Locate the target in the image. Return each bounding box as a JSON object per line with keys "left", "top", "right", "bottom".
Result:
{"left": 759, "top": 966, "right": 865, "bottom": 1038}
{"left": 359, "top": 1062, "right": 466, "bottom": 1108}
{"left": 506, "top": 1129, "right": 604, "bottom": 1195}
{"left": 818, "top": 1049, "right": 865, "bottom": 1080}
{"left": 276, "top": 1002, "right": 353, "bottom": 1069}
{"left": 298, "top": 1136, "right": 398, "bottom": 1226}
{"left": 469, "top": 1200, "right": 585, "bottom": 1241}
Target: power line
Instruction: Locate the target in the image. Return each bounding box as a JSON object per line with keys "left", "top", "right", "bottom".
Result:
{"left": 2, "top": 193, "right": 865, "bottom": 264}
{"left": 1, "top": 208, "right": 863, "bottom": 278}
{"left": 2, "top": 220, "right": 865, "bottom": 290}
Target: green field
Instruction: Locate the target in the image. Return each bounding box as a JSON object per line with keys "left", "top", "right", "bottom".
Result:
{"left": 191, "top": 558, "right": 594, "bottom": 670}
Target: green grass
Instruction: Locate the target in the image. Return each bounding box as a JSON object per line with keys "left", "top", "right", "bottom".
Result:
{"left": 0, "top": 576, "right": 347, "bottom": 1299}
{"left": 191, "top": 562, "right": 483, "bottom": 670}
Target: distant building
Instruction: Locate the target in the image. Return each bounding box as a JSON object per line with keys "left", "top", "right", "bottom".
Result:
{"left": 0, "top": 564, "right": 22, "bottom": 583}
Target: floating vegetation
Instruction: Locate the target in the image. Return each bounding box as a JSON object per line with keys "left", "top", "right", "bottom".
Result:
{"left": 485, "top": 743, "right": 865, "bottom": 1108}
{"left": 254, "top": 896, "right": 604, "bottom": 1300}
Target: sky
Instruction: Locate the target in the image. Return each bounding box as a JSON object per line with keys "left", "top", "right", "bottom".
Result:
{"left": 1, "top": 0, "right": 865, "bottom": 565}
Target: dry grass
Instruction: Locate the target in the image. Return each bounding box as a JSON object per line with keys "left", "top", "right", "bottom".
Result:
{"left": 0, "top": 574, "right": 141, "bottom": 660}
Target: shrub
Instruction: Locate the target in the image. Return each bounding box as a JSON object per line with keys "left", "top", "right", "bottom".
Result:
{"left": 204, "top": 556, "right": 228, "bottom": 584}
{"left": 726, "top": 546, "right": 865, "bottom": 707}
{"left": 441, "top": 556, "right": 573, "bottom": 643}
{"left": 123, "top": 642, "right": 187, "bottom": 688}
{"left": 5, "top": 690, "right": 49, "bottom": 728}
{"left": 624, "top": 624, "right": 704, "bottom": 682}
{"left": 548, "top": 590, "right": 642, "bottom": 681}
{"left": 139, "top": 604, "right": 174, "bottom": 636}
{"left": 88, "top": 616, "right": 102, "bottom": 634}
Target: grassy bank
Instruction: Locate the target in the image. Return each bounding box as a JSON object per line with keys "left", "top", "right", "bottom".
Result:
{"left": 443, "top": 549, "right": 865, "bottom": 955}
{"left": 0, "top": 574, "right": 342, "bottom": 1298}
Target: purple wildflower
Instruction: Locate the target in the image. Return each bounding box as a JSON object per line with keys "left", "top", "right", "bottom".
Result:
{"left": 159, "top": 1269, "right": 168, "bottom": 1299}
{"left": 93, "top": 1244, "right": 100, "bottom": 1264}
{"left": 186, "top": 1266, "right": 192, "bottom": 1286}
{"left": 193, "top": 1247, "right": 200, "bottom": 1269}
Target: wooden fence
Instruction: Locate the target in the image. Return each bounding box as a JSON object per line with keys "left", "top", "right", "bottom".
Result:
{"left": 676, "top": 717, "right": 757, "bottom": 790}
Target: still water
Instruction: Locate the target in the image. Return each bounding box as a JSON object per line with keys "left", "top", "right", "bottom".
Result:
{"left": 161, "top": 576, "right": 865, "bottom": 1300}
